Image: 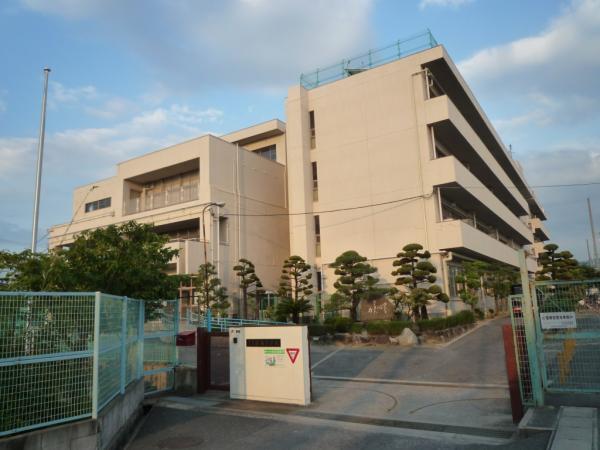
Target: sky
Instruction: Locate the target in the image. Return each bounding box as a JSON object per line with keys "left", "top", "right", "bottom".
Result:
{"left": 0, "top": 0, "right": 599, "bottom": 261}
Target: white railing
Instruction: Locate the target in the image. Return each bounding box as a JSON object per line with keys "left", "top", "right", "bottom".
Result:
{"left": 126, "top": 184, "right": 198, "bottom": 215}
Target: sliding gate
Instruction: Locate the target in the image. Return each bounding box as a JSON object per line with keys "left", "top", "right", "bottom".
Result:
{"left": 510, "top": 279, "right": 600, "bottom": 405}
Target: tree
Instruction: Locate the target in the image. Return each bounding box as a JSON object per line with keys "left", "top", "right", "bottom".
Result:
{"left": 536, "top": 243, "right": 578, "bottom": 280}
{"left": 195, "top": 262, "right": 229, "bottom": 314}
{"left": 233, "top": 258, "right": 264, "bottom": 319}
{"left": 277, "top": 255, "right": 313, "bottom": 323}
{"left": 456, "top": 261, "right": 488, "bottom": 312}
{"left": 391, "top": 243, "right": 449, "bottom": 321}
{"left": 485, "top": 263, "right": 518, "bottom": 312}
{"left": 329, "top": 250, "right": 386, "bottom": 321}
{"left": 0, "top": 221, "right": 182, "bottom": 302}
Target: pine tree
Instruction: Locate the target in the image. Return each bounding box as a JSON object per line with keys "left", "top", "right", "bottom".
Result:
{"left": 195, "top": 262, "right": 229, "bottom": 314}
{"left": 277, "top": 255, "right": 313, "bottom": 323}
{"left": 536, "top": 243, "right": 578, "bottom": 280}
{"left": 330, "top": 250, "right": 386, "bottom": 321}
{"left": 392, "top": 243, "right": 448, "bottom": 321}
{"left": 233, "top": 258, "right": 263, "bottom": 319}
{"left": 456, "top": 261, "right": 488, "bottom": 312}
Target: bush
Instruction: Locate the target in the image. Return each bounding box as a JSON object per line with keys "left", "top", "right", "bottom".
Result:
{"left": 324, "top": 316, "right": 353, "bottom": 333}
{"left": 350, "top": 322, "right": 364, "bottom": 334}
{"left": 365, "top": 320, "right": 411, "bottom": 335}
{"left": 307, "top": 324, "right": 328, "bottom": 337}
{"left": 474, "top": 308, "right": 484, "bottom": 320}
{"left": 418, "top": 310, "right": 474, "bottom": 332}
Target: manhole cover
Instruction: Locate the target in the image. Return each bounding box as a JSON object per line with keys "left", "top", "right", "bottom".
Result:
{"left": 157, "top": 436, "right": 204, "bottom": 449}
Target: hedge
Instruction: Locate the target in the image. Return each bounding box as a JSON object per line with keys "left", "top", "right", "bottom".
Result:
{"left": 366, "top": 320, "right": 411, "bottom": 335}
{"left": 324, "top": 316, "right": 353, "bottom": 333}
{"left": 417, "top": 310, "right": 475, "bottom": 332}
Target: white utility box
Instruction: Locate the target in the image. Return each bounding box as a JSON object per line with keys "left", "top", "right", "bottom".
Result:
{"left": 229, "top": 325, "right": 311, "bottom": 405}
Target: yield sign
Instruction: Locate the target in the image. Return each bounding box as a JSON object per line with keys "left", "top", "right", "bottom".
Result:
{"left": 286, "top": 348, "right": 300, "bottom": 364}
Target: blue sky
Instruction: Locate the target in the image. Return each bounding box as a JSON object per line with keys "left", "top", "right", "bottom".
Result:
{"left": 1, "top": 0, "right": 599, "bottom": 261}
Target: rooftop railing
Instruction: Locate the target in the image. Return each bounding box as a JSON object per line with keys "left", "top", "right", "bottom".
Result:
{"left": 300, "top": 30, "right": 438, "bottom": 90}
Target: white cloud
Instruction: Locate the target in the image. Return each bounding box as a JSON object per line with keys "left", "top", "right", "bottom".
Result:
{"left": 419, "top": 0, "right": 473, "bottom": 9}
{"left": 459, "top": 0, "right": 600, "bottom": 102}
{"left": 19, "top": 0, "right": 375, "bottom": 91}
{"left": 85, "top": 97, "right": 134, "bottom": 120}
{"left": 50, "top": 81, "right": 97, "bottom": 105}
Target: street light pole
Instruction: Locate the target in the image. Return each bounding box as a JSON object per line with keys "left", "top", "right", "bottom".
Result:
{"left": 200, "top": 202, "right": 225, "bottom": 319}
{"left": 31, "top": 68, "right": 51, "bottom": 252}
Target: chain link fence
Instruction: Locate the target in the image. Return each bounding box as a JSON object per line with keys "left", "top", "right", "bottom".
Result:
{"left": 0, "top": 292, "right": 178, "bottom": 437}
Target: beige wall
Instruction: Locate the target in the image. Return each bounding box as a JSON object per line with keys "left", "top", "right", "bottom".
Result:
{"left": 48, "top": 135, "right": 289, "bottom": 302}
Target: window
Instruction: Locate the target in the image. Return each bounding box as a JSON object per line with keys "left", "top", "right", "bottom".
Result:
{"left": 316, "top": 271, "right": 322, "bottom": 292}
{"left": 314, "top": 215, "right": 321, "bottom": 257}
{"left": 312, "top": 161, "right": 318, "bottom": 201}
{"left": 309, "top": 110, "right": 316, "bottom": 149}
{"left": 448, "top": 264, "right": 464, "bottom": 298}
{"left": 219, "top": 217, "right": 229, "bottom": 244}
{"left": 254, "top": 144, "right": 277, "bottom": 161}
{"left": 85, "top": 197, "right": 111, "bottom": 213}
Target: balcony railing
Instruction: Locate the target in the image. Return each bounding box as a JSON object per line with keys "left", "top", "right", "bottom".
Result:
{"left": 126, "top": 184, "right": 198, "bottom": 215}
{"left": 300, "top": 30, "right": 437, "bottom": 90}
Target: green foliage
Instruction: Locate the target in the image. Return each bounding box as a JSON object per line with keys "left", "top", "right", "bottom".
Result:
{"left": 456, "top": 261, "right": 487, "bottom": 311}
{"left": 324, "top": 316, "right": 354, "bottom": 333}
{"left": 307, "top": 324, "right": 328, "bottom": 337}
{"left": 485, "top": 263, "right": 519, "bottom": 312}
{"left": 195, "top": 262, "right": 229, "bottom": 314}
{"left": 365, "top": 320, "right": 411, "bottom": 335}
{"left": 330, "top": 250, "right": 387, "bottom": 321}
{"left": 392, "top": 243, "right": 449, "bottom": 321}
{"left": 277, "top": 255, "right": 313, "bottom": 323}
{"left": 536, "top": 243, "right": 579, "bottom": 280}
{"left": 233, "top": 258, "right": 263, "bottom": 319}
{"left": 417, "top": 310, "right": 475, "bottom": 332}
{"left": 350, "top": 322, "right": 365, "bottom": 334}
{"left": 0, "top": 222, "right": 182, "bottom": 303}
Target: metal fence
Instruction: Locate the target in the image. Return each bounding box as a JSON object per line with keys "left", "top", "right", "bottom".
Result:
{"left": 299, "top": 30, "right": 437, "bottom": 90}
{"left": 510, "top": 278, "right": 600, "bottom": 406}
{"left": 0, "top": 292, "right": 178, "bottom": 437}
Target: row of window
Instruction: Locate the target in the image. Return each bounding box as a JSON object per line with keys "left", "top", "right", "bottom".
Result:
{"left": 85, "top": 197, "right": 111, "bottom": 213}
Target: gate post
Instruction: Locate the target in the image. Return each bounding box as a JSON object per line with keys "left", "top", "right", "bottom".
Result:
{"left": 519, "top": 250, "right": 545, "bottom": 406}
{"left": 197, "top": 327, "right": 210, "bottom": 393}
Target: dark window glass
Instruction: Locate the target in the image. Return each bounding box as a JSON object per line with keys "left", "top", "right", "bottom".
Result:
{"left": 254, "top": 144, "right": 276, "bottom": 161}
{"left": 316, "top": 271, "right": 322, "bottom": 291}
{"left": 85, "top": 197, "right": 111, "bottom": 213}
{"left": 314, "top": 215, "right": 320, "bottom": 235}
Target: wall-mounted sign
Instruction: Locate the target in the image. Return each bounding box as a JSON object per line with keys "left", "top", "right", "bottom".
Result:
{"left": 540, "top": 312, "right": 577, "bottom": 330}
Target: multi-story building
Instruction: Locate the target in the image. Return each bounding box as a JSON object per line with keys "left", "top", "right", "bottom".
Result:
{"left": 49, "top": 31, "right": 548, "bottom": 316}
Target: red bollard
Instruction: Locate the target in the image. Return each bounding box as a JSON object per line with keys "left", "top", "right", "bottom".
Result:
{"left": 502, "top": 324, "right": 524, "bottom": 423}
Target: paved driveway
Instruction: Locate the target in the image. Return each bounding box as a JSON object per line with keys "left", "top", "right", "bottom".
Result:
{"left": 310, "top": 318, "right": 509, "bottom": 385}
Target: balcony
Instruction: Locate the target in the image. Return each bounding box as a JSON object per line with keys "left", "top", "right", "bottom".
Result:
{"left": 426, "top": 95, "right": 529, "bottom": 217}
{"left": 429, "top": 156, "right": 533, "bottom": 245}
{"left": 530, "top": 217, "right": 550, "bottom": 242}
{"left": 125, "top": 184, "right": 198, "bottom": 215}
{"left": 437, "top": 219, "right": 521, "bottom": 267}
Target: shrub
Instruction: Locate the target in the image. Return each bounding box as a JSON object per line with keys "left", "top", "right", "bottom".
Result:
{"left": 307, "top": 324, "right": 328, "bottom": 337}
{"left": 418, "top": 310, "right": 474, "bottom": 332}
{"left": 366, "top": 321, "right": 388, "bottom": 335}
{"left": 365, "top": 320, "right": 411, "bottom": 335}
{"left": 350, "top": 322, "right": 364, "bottom": 334}
{"left": 324, "top": 316, "right": 353, "bottom": 333}
{"left": 474, "top": 308, "right": 484, "bottom": 320}
{"left": 387, "top": 320, "right": 411, "bottom": 335}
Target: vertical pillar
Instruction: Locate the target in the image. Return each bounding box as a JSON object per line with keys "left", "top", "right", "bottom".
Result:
{"left": 92, "top": 292, "right": 101, "bottom": 419}
{"left": 137, "top": 300, "right": 144, "bottom": 380}
{"left": 120, "top": 297, "right": 128, "bottom": 394}
{"left": 518, "top": 250, "right": 544, "bottom": 406}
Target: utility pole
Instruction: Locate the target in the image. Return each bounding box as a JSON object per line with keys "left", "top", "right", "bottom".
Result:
{"left": 586, "top": 239, "right": 592, "bottom": 266}
{"left": 587, "top": 198, "right": 599, "bottom": 268}
{"left": 31, "top": 68, "right": 51, "bottom": 252}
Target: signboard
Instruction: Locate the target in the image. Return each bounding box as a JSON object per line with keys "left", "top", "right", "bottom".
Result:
{"left": 286, "top": 348, "right": 299, "bottom": 364}
{"left": 360, "top": 298, "right": 394, "bottom": 321}
{"left": 264, "top": 349, "right": 285, "bottom": 367}
{"left": 540, "top": 312, "right": 577, "bottom": 330}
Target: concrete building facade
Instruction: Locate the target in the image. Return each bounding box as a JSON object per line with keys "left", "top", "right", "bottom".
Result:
{"left": 49, "top": 36, "right": 548, "bottom": 316}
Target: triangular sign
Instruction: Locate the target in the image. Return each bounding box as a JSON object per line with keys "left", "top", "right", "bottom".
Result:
{"left": 286, "top": 348, "right": 300, "bottom": 364}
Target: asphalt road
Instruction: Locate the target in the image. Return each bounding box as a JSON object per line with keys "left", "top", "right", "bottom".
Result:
{"left": 310, "top": 318, "right": 509, "bottom": 385}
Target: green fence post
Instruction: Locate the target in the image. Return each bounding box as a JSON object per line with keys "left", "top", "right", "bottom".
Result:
{"left": 120, "top": 296, "right": 127, "bottom": 394}
{"left": 519, "top": 251, "right": 545, "bottom": 406}
{"left": 92, "top": 292, "right": 101, "bottom": 419}
{"left": 138, "top": 300, "right": 144, "bottom": 380}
